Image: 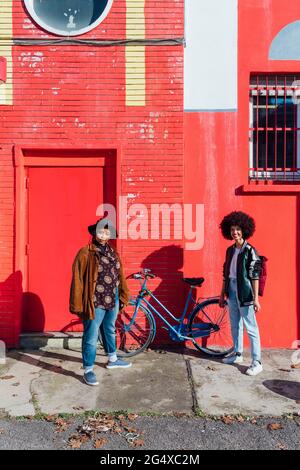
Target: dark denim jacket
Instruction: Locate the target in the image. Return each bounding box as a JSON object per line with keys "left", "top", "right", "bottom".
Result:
{"left": 223, "top": 241, "right": 262, "bottom": 306}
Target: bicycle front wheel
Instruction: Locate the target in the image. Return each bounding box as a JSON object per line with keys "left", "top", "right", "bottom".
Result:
{"left": 99, "top": 300, "right": 156, "bottom": 358}
{"left": 188, "top": 298, "right": 233, "bottom": 357}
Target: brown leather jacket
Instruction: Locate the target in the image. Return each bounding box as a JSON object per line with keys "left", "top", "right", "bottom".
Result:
{"left": 69, "top": 243, "right": 130, "bottom": 320}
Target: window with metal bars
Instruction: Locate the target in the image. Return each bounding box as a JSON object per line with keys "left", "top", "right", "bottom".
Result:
{"left": 249, "top": 74, "right": 300, "bottom": 181}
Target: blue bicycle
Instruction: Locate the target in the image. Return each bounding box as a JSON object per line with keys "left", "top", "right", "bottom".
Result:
{"left": 99, "top": 268, "right": 233, "bottom": 358}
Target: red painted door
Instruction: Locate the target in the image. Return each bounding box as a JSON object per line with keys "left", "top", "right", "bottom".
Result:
{"left": 23, "top": 166, "right": 103, "bottom": 332}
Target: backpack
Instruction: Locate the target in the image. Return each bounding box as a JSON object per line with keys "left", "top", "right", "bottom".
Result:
{"left": 258, "top": 255, "right": 268, "bottom": 297}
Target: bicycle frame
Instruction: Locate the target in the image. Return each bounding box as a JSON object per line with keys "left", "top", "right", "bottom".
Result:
{"left": 127, "top": 276, "right": 219, "bottom": 342}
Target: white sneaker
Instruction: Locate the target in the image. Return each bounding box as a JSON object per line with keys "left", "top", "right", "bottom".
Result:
{"left": 245, "top": 361, "right": 263, "bottom": 376}
{"left": 222, "top": 354, "right": 244, "bottom": 365}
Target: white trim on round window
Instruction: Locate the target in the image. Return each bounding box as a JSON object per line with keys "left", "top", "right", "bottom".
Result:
{"left": 24, "top": 0, "right": 114, "bottom": 37}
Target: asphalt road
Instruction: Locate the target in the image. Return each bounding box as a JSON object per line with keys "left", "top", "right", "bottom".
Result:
{"left": 0, "top": 415, "right": 299, "bottom": 451}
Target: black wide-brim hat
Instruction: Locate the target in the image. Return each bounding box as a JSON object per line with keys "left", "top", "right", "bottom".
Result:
{"left": 88, "top": 217, "right": 118, "bottom": 239}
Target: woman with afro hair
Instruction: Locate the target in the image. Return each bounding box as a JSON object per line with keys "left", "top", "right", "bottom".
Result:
{"left": 219, "top": 211, "right": 263, "bottom": 376}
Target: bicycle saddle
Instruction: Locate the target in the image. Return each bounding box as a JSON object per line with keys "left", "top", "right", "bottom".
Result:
{"left": 182, "top": 277, "right": 205, "bottom": 287}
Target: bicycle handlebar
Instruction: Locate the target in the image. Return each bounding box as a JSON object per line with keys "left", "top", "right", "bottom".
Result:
{"left": 131, "top": 270, "right": 156, "bottom": 280}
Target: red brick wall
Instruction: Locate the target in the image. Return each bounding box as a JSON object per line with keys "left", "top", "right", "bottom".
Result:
{"left": 0, "top": 0, "right": 184, "bottom": 347}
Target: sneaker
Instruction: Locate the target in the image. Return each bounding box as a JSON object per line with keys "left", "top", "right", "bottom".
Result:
{"left": 222, "top": 354, "right": 244, "bottom": 365}
{"left": 245, "top": 361, "right": 263, "bottom": 376}
{"left": 83, "top": 370, "right": 99, "bottom": 386}
{"left": 106, "top": 358, "right": 132, "bottom": 369}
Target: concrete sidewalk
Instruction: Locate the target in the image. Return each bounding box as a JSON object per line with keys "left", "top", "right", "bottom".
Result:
{"left": 0, "top": 347, "right": 299, "bottom": 418}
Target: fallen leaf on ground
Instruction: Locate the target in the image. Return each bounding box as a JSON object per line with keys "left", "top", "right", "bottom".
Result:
{"left": 45, "top": 415, "right": 56, "bottom": 422}
{"left": 268, "top": 423, "right": 283, "bottom": 431}
{"left": 0, "top": 375, "right": 15, "bottom": 380}
{"left": 78, "top": 424, "right": 93, "bottom": 434}
{"left": 250, "top": 419, "right": 257, "bottom": 425}
{"left": 76, "top": 416, "right": 117, "bottom": 438}
{"left": 173, "top": 412, "right": 187, "bottom": 418}
{"left": 221, "top": 416, "right": 235, "bottom": 425}
{"left": 69, "top": 438, "right": 82, "bottom": 449}
{"left": 119, "top": 420, "right": 129, "bottom": 429}
{"left": 95, "top": 425, "right": 110, "bottom": 433}
{"left": 276, "top": 443, "right": 287, "bottom": 450}
{"left": 132, "top": 438, "right": 145, "bottom": 447}
{"left": 296, "top": 400, "right": 300, "bottom": 405}
{"left": 237, "top": 416, "right": 245, "bottom": 423}
{"left": 54, "top": 418, "right": 71, "bottom": 433}
{"left": 75, "top": 414, "right": 144, "bottom": 448}
{"left": 80, "top": 435, "right": 90, "bottom": 444}
{"left": 114, "top": 426, "right": 123, "bottom": 434}
{"left": 124, "top": 426, "right": 137, "bottom": 434}
{"left": 0, "top": 429, "right": 5, "bottom": 434}
{"left": 291, "top": 363, "right": 300, "bottom": 369}
{"left": 68, "top": 433, "right": 89, "bottom": 449}
{"left": 103, "top": 419, "right": 115, "bottom": 428}
{"left": 85, "top": 417, "right": 115, "bottom": 431}
{"left": 94, "top": 438, "right": 107, "bottom": 449}
{"left": 127, "top": 413, "right": 138, "bottom": 421}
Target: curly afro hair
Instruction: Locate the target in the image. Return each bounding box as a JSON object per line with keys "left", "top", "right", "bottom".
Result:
{"left": 220, "top": 211, "right": 256, "bottom": 240}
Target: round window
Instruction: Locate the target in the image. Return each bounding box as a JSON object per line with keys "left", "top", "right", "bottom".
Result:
{"left": 24, "top": 0, "right": 113, "bottom": 36}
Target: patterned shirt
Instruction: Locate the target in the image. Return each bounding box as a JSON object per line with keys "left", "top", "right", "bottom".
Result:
{"left": 93, "top": 242, "right": 120, "bottom": 310}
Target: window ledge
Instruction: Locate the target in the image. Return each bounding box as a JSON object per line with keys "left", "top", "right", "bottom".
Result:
{"left": 239, "top": 184, "right": 300, "bottom": 194}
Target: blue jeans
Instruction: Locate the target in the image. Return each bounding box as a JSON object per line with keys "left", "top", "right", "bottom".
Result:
{"left": 82, "top": 290, "right": 119, "bottom": 368}
{"left": 227, "top": 278, "right": 261, "bottom": 362}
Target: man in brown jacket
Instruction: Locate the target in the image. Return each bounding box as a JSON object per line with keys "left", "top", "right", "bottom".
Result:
{"left": 69, "top": 218, "right": 132, "bottom": 386}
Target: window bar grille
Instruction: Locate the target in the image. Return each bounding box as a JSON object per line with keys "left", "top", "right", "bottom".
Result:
{"left": 250, "top": 74, "right": 300, "bottom": 181}
{"left": 284, "top": 75, "right": 287, "bottom": 179}
{"left": 274, "top": 75, "right": 278, "bottom": 177}
{"left": 265, "top": 75, "right": 269, "bottom": 175}
{"left": 256, "top": 75, "right": 259, "bottom": 179}
{"left": 293, "top": 75, "right": 297, "bottom": 179}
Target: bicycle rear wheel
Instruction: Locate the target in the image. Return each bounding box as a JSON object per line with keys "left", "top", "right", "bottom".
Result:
{"left": 98, "top": 300, "right": 156, "bottom": 358}
{"left": 188, "top": 298, "right": 233, "bottom": 356}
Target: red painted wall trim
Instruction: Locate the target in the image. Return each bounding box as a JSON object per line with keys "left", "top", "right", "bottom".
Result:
{"left": 241, "top": 184, "right": 300, "bottom": 194}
